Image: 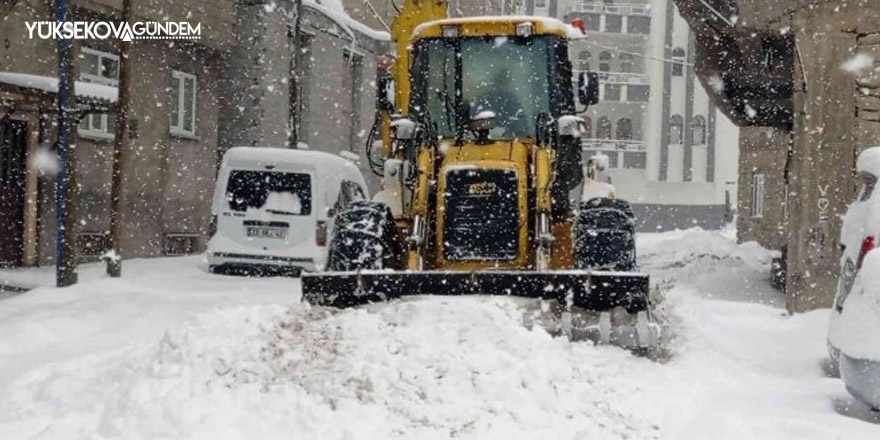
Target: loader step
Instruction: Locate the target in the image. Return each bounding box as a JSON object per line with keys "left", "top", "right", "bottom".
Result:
{"left": 302, "top": 270, "right": 650, "bottom": 312}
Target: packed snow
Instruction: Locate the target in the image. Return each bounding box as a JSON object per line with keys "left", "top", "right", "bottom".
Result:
{"left": 0, "top": 229, "right": 878, "bottom": 439}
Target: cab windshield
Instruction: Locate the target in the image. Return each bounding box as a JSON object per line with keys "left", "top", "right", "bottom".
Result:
{"left": 411, "top": 36, "right": 552, "bottom": 141}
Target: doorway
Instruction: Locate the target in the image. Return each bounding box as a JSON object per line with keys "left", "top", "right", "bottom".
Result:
{"left": 0, "top": 119, "right": 27, "bottom": 266}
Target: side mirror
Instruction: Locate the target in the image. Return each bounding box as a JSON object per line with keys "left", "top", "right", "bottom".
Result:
{"left": 578, "top": 72, "right": 599, "bottom": 106}
{"left": 377, "top": 77, "right": 395, "bottom": 113}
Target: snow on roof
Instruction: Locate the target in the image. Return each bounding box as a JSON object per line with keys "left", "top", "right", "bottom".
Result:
{"left": 0, "top": 71, "right": 118, "bottom": 102}
{"left": 413, "top": 15, "right": 582, "bottom": 40}
{"left": 223, "top": 146, "right": 361, "bottom": 173}
{"left": 304, "top": 0, "right": 390, "bottom": 43}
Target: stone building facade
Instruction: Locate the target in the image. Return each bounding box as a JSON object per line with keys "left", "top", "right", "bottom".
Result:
{"left": 0, "top": 0, "right": 387, "bottom": 267}
{"left": 674, "top": 0, "right": 880, "bottom": 311}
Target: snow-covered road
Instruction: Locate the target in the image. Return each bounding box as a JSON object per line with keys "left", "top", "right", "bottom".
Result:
{"left": 0, "top": 229, "right": 877, "bottom": 439}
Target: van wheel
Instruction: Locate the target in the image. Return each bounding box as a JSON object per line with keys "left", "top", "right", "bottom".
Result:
{"left": 326, "top": 201, "right": 404, "bottom": 271}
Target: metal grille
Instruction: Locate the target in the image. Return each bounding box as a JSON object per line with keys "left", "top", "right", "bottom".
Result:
{"left": 443, "top": 168, "right": 519, "bottom": 261}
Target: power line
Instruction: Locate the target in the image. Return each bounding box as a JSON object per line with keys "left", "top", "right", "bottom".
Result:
{"left": 579, "top": 40, "right": 695, "bottom": 67}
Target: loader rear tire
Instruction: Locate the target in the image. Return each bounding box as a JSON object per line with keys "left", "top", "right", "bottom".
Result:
{"left": 326, "top": 201, "right": 404, "bottom": 272}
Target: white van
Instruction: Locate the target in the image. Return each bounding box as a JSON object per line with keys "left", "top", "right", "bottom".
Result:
{"left": 207, "top": 147, "right": 368, "bottom": 275}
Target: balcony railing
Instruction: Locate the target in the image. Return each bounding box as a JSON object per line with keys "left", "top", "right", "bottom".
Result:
{"left": 573, "top": 71, "right": 650, "bottom": 85}
{"left": 583, "top": 140, "right": 647, "bottom": 169}
{"left": 572, "top": 2, "right": 651, "bottom": 16}
{"left": 582, "top": 139, "right": 645, "bottom": 151}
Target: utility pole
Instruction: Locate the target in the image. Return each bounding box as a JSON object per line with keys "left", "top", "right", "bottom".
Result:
{"left": 56, "top": 0, "right": 78, "bottom": 287}
{"left": 107, "top": 0, "right": 133, "bottom": 277}
{"left": 289, "top": 0, "right": 303, "bottom": 149}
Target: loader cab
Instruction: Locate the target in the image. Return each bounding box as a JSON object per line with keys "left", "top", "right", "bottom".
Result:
{"left": 207, "top": 147, "right": 368, "bottom": 276}
{"left": 408, "top": 19, "right": 578, "bottom": 143}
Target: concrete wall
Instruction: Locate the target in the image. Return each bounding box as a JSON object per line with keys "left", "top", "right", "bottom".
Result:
{"left": 0, "top": 0, "right": 387, "bottom": 266}
{"left": 736, "top": 127, "right": 790, "bottom": 251}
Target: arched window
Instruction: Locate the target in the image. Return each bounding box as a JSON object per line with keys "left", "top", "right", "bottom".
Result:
{"left": 669, "top": 115, "right": 683, "bottom": 144}
{"left": 582, "top": 116, "right": 592, "bottom": 138}
{"left": 616, "top": 118, "right": 633, "bottom": 140}
{"left": 578, "top": 51, "right": 591, "bottom": 71}
{"left": 619, "top": 53, "right": 634, "bottom": 73}
{"left": 671, "top": 48, "right": 685, "bottom": 76}
{"left": 692, "top": 115, "right": 707, "bottom": 145}
{"left": 597, "top": 116, "right": 612, "bottom": 139}
{"left": 599, "top": 51, "right": 612, "bottom": 72}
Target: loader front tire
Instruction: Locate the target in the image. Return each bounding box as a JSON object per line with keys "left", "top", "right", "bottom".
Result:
{"left": 574, "top": 197, "right": 637, "bottom": 271}
{"left": 326, "top": 201, "right": 404, "bottom": 272}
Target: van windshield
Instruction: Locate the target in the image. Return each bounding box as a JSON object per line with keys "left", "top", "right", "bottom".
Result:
{"left": 226, "top": 170, "right": 312, "bottom": 215}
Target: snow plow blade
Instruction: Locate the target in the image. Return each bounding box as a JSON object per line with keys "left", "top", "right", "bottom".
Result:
{"left": 301, "top": 270, "right": 650, "bottom": 312}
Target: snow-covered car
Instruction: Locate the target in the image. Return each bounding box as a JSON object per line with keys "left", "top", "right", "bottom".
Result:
{"left": 828, "top": 146, "right": 880, "bottom": 409}
{"left": 207, "top": 147, "right": 368, "bottom": 275}
{"left": 835, "top": 250, "right": 880, "bottom": 410}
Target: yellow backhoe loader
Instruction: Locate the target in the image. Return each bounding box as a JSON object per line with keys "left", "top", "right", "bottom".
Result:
{"left": 302, "top": 1, "right": 660, "bottom": 350}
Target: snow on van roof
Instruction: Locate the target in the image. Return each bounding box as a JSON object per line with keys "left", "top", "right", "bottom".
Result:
{"left": 412, "top": 16, "right": 581, "bottom": 40}
{"left": 857, "top": 146, "right": 880, "bottom": 176}
{"left": 223, "top": 147, "right": 360, "bottom": 172}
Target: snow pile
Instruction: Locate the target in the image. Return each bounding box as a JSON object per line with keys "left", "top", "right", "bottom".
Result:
{"left": 638, "top": 228, "right": 781, "bottom": 306}
{"left": 836, "top": 250, "right": 880, "bottom": 361}
{"left": 2, "top": 230, "right": 879, "bottom": 438}
{"left": 0, "top": 300, "right": 664, "bottom": 439}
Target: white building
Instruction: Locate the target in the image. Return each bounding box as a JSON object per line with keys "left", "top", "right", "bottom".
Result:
{"left": 549, "top": 0, "right": 740, "bottom": 231}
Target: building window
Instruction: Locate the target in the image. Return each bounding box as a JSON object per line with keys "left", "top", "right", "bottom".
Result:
{"left": 692, "top": 115, "right": 707, "bottom": 145}
{"left": 669, "top": 115, "right": 683, "bottom": 144}
{"left": 619, "top": 53, "right": 634, "bottom": 73}
{"left": 603, "top": 83, "right": 621, "bottom": 101}
{"left": 616, "top": 118, "right": 633, "bottom": 140}
{"left": 628, "top": 16, "right": 650, "bottom": 34}
{"left": 578, "top": 51, "right": 592, "bottom": 70}
{"left": 597, "top": 116, "right": 612, "bottom": 139}
{"left": 627, "top": 84, "right": 649, "bottom": 102}
{"left": 752, "top": 173, "right": 765, "bottom": 218}
{"left": 78, "top": 48, "right": 119, "bottom": 138}
{"left": 672, "top": 48, "right": 686, "bottom": 76}
{"left": 170, "top": 70, "right": 197, "bottom": 136}
{"left": 582, "top": 116, "right": 592, "bottom": 138}
{"left": 599, "top": 51, "right": 612, "bottom": 72}
{"left": 604, "top": 14, "right": 622, "bottom": 33}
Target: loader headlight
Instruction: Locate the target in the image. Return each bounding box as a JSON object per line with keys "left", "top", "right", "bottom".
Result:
{"left": 515, "top": 22, "right": 534, "bottom": 37}
{"left": 442, "top": 25, "right": 459, "bottom": 38}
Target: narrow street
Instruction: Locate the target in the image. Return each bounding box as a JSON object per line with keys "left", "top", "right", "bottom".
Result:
{"left": 0, "top": 229, "right": 875, "bottom": 439}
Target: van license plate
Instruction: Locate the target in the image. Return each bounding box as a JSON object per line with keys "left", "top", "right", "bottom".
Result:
{"left": 247, "top": 227, "right": 287, "bottom": 239}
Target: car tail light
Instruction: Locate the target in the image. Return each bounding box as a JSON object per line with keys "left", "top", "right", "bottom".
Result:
{"left": 857, "top": 236, "right": 876, "bottom": 269}
{"left": 316, "top": 220, "right": 327, "bottom": 247}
